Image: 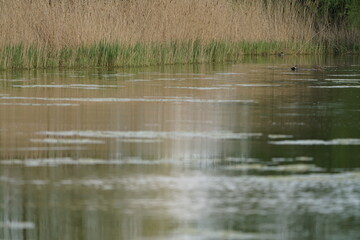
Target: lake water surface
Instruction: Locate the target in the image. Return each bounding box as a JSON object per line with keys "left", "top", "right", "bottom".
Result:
{"left": 1, "top": 55, "right": 360, "bottom": 240}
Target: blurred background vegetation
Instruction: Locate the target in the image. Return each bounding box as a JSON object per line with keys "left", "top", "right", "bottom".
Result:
{"left": 301, "top": 0, "right": 360, "bottom": 28}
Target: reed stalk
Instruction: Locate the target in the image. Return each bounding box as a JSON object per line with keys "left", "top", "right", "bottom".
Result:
{"left": 0, "top": 0, "right": 358, "bottom": 70}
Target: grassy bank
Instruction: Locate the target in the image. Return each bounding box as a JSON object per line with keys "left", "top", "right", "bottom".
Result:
{"left": 0, "top": 41, "right": 329, "bottom": 70}
{"left": 0, "top": 0, "right": 359, "bottom": 70}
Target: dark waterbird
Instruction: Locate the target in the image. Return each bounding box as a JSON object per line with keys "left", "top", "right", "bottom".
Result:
{"left": 277, "top": 52, "right": 284, "bottom": 57}
{"left": 291, "top": 65, "right": 297, "bottom": 71}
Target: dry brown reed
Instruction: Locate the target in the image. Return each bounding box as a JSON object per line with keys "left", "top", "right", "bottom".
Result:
{"left": 0, "top": 0, "right": 320, "bottom": 48}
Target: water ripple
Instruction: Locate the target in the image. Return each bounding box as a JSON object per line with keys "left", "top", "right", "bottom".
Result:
{"left": 30, "top": 138, "right": 105, "bottom": 144}
{"left": 0, "top": 96, "right": 255, "bottom": 103}
{"left": 269, "top": 138, "right": 360, "bottom": 145}
{"left": 37, "top": 130, "right": 262, "bottom": 140}
{"left": 309, "top": 85, "right": 360, "bottom": 88}
{"left": 12, "top": 84, "right": 122, "bottom": 89}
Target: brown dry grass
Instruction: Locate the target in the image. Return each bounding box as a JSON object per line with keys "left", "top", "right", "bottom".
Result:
{"left": 0, "top": 0, "right": 319, "bottom": 48}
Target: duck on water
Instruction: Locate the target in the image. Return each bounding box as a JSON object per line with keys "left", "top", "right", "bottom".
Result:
{"left": 291, "top": 65, "right": 324, "bottom": 71}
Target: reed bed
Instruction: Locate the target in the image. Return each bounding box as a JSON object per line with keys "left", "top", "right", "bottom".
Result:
{"left": 0, "top": 0, "right": 358, "bottom": 69}
{"left": 0, "top": 41, "right": 325, "bottom": 70}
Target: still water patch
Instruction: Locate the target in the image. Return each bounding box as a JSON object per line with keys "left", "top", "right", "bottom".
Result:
{"left": 1, "top": 59, "right": 360, "bottom": 240}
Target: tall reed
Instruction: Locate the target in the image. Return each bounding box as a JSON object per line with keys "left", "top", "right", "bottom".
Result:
{"left": 1, "top": 0, "right": 319, "bottom": 46}
{"left": 0, "top": 0, "right": 358, "bottom": 69}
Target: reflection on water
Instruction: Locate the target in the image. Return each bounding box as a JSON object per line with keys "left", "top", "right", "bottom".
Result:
{"left": 1, "top": 56, "right": 360, "bottom": 240}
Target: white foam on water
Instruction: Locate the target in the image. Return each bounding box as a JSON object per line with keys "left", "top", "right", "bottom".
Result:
{"left": 281, "top": 72, "right": 311, "bottom": 75}
{"left": 290, "top": 78, "right": 318, "bottom": 81}
{"left": 271, "top": 156, "right": 313, "bottom": 163}
{"left": 164, "top": 86, "right": 230, "bottom": 90}
{"left": 269, "top": 138, "right": 360, "bottom": 145}
{"left": 29, "top": 180, "right": 48, "bottom": 185}
{"left": 0, "top": 158, "right": 181, "bottom": 167}
{"left": 126, "top": 79, "right": 151, "bottom": 82}
{"left": 139, "top": 72, "right": 200, "bottom": 76}
{"left": 118, "top": 139, "right": 162, "bottom": 143}
{"left": 295, "top": 156, "right": 314, "bottom": 162}
{"left": 264, "top": 164, "right": 323, "bottom": 172}
{"left": 272, "top": 157, "right": 295, "bottom": 163}
{"left": 1, "top": 96, "right": 255, "bottom": 104}
{"left": 155, "top": 78, "right": 186, "bottom": 81}
{"left": 12, "top": 84, "right": 122, "bottom": 90}
{"left": 268, "top": 134, "right": 293, "bottom": 139}
{"left": 215, "top": 72, "right": 244, "bottom": 75}
{"left": 191, "top": 77, "right": 219, "bottom": 80}
{"left": 0, "top": 221, "right": 35, "bottom": 229}
{"left": 0, "top": 147, "right": 86, "bottom": 151}
{"left": 325, "top": 80, "right": 360, "bottom": 84}
{"left": 0, "top": 103, "right": 79, "bottom": 107}
{"left": 235, "top": 84, "right": 281, "bottom": 87}
{"left": 325, "top": 78, "right": 360, "bottom": 81}
{"left": 0, "top": 78, "right": 29, "bottom": 82}
{"left": 225, "top": 157, "right": 260, "bottom": 163}
{"left": 309, "top": 85, "right": 360, "bottom": 88}
{"left": 68, "top": 75, "right": 85, "bottom": 78}
{"left": 166, "top": 119, "right": 213, "bottom": 124}
{"left": 168, "top": 228, "right": 277, "bottom": 240}
{"left": 222, "top": 163, "right": 324, "bottom": 173}
{"left": 0, "top": 158, "right": 89, "bottom": 166}
{"left": 30, "top": 138, "right": 105, "bottom": 144}
{"left": 328, "top": 74, "right": 360, "bottom": 77}
{"left": 174, "top": 73, "right": 204, "bottom": 76}
{"left": 37, "top": 130, "right": 262, "bottom": 140}
{"left": 100, "top": 73, "right": 135, "bottom": 78}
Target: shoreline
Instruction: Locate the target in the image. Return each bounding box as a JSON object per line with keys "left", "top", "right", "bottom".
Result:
{"left": 1, "top": 40, "right": 358, "bottom": 70}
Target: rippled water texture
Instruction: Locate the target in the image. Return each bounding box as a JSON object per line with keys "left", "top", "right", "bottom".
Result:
{"left": 1, "top": 56, "right": 360, "bottom": 240}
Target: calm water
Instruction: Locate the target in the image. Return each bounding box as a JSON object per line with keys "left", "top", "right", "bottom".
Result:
{"left": 1, "top": 55, "right": 360, "bottom": 240}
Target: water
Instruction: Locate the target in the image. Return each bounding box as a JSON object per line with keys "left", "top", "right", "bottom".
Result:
{"left": 1, "top": 56, "right": 360, "bottom": 240}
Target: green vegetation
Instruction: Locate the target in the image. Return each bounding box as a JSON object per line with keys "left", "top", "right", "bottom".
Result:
{"left": 304, "top": 0, "right": 360, "bottom": 28}
{"left": 0, "top": 0, "right": 359, "bottom": 70}
{"left": 0, "top": 41, "right": 328, "bottom": 70}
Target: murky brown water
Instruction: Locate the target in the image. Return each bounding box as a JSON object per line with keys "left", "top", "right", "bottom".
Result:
{"left": 1, "top": 55, "right": 360, "bottom": 240}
